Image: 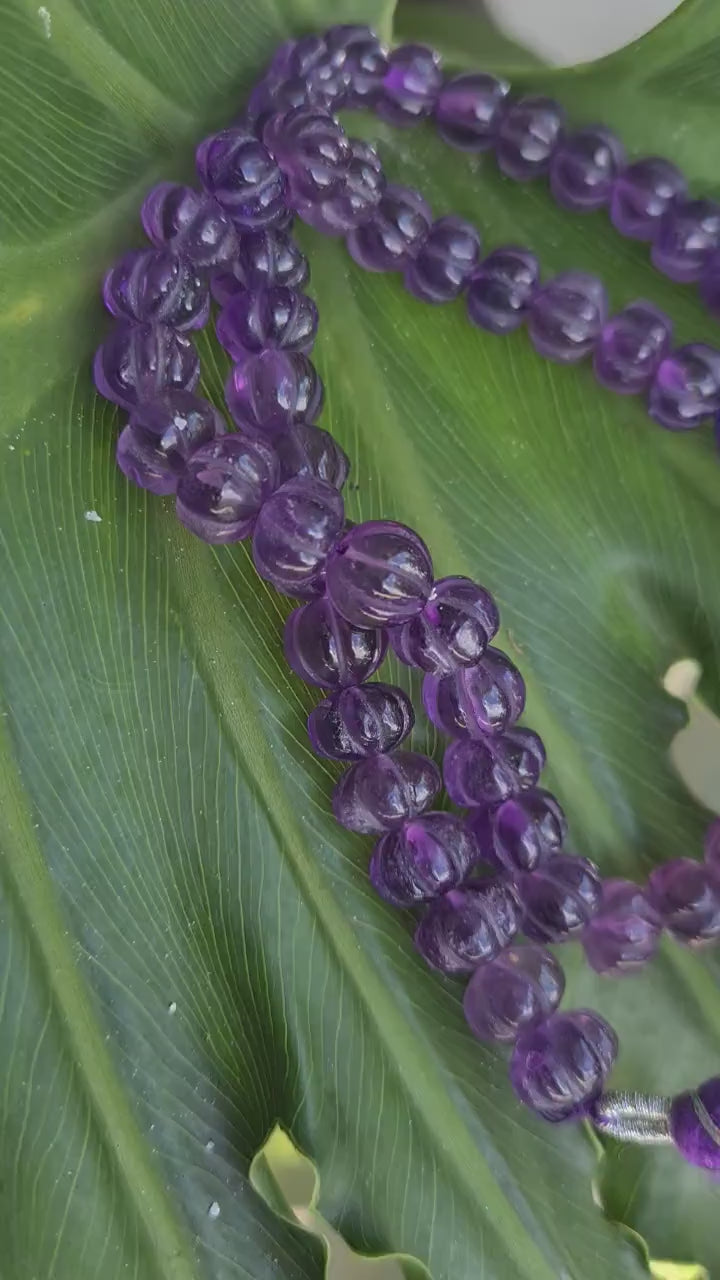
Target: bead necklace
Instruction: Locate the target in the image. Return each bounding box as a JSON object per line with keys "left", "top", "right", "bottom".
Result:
{"left": 93, "top": 22, "right": 720, "bottom": 1174}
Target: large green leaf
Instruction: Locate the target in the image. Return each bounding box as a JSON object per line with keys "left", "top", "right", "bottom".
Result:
{"left": 1, "top": 0, "right": 720, "bottom": 1276}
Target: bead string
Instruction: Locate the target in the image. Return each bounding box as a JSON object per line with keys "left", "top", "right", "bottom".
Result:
{"left": 93, "top": 22, "right": 720, "bottom": 1173}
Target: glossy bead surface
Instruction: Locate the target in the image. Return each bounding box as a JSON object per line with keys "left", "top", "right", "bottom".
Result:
{"left": 423, "top": 648, "right": 526, "bottom": 738}
{"left": 647, "top": 857, "right": 720, "bottom": 944}
{"left": 103, "top": 249, "right": 209, "bottom": 331}
{"left": 370, "top": 812, "right": 482, "bottom": 907}
{"left": 415, "top": 880, "right": 520, "bottom": 974}
{"left": 274, "top": 422, "right": 349, "bottom": 489}
{"left": 670, "top": 1078, "right": 720, "bottom": 1171}
{"left": 467, "top": 246, "right": 539, "bottom": 334}
{"left": 94, "top": 323, "right": 199, "bottom": 410}
{"left": 327, "top": 24, "right": 388, "bottom": 107}
{"left": 510, "top": 1010, "right": 618, "bottom": 1121}
{"left": 216, "top": 287, "right": 318, "bottom": 362}
{"left": 297, "top": 138, "right": 385, "bottom": 236}
{"left": 346, "top": 185, "right": 431, "bottom": 272}
{"left": 140, "top": 183, "right": 238, "bottom": 269}
{"left": 593, "top": 301, "right": 672, "bottom": 395}
{"left": 435, "top": 72, "right": 510, "bottom": 152}
{"left": 443, "top": 727, "right": 546, "bottom": 807}
{"left": 549, "top": 127, "right": 624, "bottom": 212}
{"left": 176, "top": 435, "right": 278, "bottom": 543}
{"left": 581, "top": 878, "right": 662, "bottom": 975}
{"left": 284, "top": 596, "right": 387, "bottom": 689}
{"left": 404, "top": 215, "right": 482, "bottom": 304}
{"left": 495, "top": 96, "right": 564, "bottom": 181}
{"left": 472, "top": 787, "right": 567, "bottom": 875}
{"left": 391, "top": 575, "right": 499, "bottom": 673}
{"left": 266, "top": 34, "right": 347, "bottom": 111}
{"left": 333, "top": 750, "right": 441, "bottom": 834}
{"left": 211, "top": 228, "right": 309, "bottom": 304}
{"left": 610, "top": 157, "right": 687, "bottom": 241}
{"left": 309, "top": 682, "right": 414, "bottom": 761}
{"left": 648, "top": 343, "right": 720, "bottom": 430}
{"left": 252, "top": 476, "right": 344, "bottom": 595}
{"left": 463, "top": 943, "right": 565, "bottom": 1043}
{"left": 263, "top": 107, "right": 351, "bottom": 204}
{"left": 196, "top": 129, "right": 287, "bottom": 228}
{"left": 117, "top": 391, "right": 225, "bottom": 495}
{"left": 705, "top": 818, "right": 720, "bottom": 878}
{"left": 225, "top": 350, "right": 323, "bottom": 436}
{"left": 699, "top": 251, "right": 720, "bottom": 320}
{"left": 528, "top": 271, "right": 607, "bottom": 364}
{"left": 326, "top": 520, "right": 433, "bottom": 628}
{"left": 518, "top": 854, "right": 602, "bottom": 942}
{"left": 376, "top": 43, "right": 442, "bottom": 126}
{"left": 652, "top": 198, "right": 720, "bottom": 282}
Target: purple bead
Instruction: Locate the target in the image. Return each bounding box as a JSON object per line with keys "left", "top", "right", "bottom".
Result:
{"left": 610, "top": 157, "right": 687, "bottom": 241}
{"left": 370, "top": 812, "right": 482, "bottom": 907}
{"left": 140, "top": 183, "right": 238, "bottom": 269}
{"left": 670, "top": 1077, "right": 720, "bottom": 1171}
{"left": 346, "top": 185, "right": 431, "bottom": 273}
{"left": 423, "top": 648, "right": 526, "bottom": 739}
{"left": 274, "top": 422, "right": 349, "bottom": 489}
{"left": 333, "top": 750, "right": 441, "bottom": 834}
{"left": 103, "top": 249, "right": 209, "bottom": 331}
{"left": 435, "top": 72, "right": 509, "bottom": 152}
{"left": 648, "top": 342, "right": 720, "bottom": 430}
{"left": 404, "top": 216, "right": 482, "bottom": 304}
{"left": 216, "top": 287, "right": 318, "bottom": 363}
{"left": 471, "top": 788, "right": 567, "bottom": 875}
{"left": 391, "top": 575, "right": 499, "bottom": 673}
{"left": 225, "top": 350, "right": 323, "bottom": 437}
{"left": 510, "top": 1010, "right": 618, "bottom": 1122}
{"left": 196, "top": 129, "right": 287, "bottom": 228}
{"left": 284, "top": 596, "right": 387, "bottom": 689}
{"left": 263, "top": 107, "right": 351, "bottom": 204}
{"left": 518, "top": 854, "right": 602, "bottom": 942}
{"left": 652, "top": 198, "right": 720, "bottom": 282}
{"left": 325, "top": 520, "right": 433, "bottom": 629}
{"left": 252, "top": 476, "right": 343, "bottom": 595}
{"left": 211, "top": 228, "right": 308, "bottom": 303}
{"left": 647, "top": 857, "right": 720, "bottom": 945}
{"left": 117, "top": 391, "right": 225, "bottom": 495}
{"left": 327, "top": 25, "right": 388, "bottom": 108}
{"left": 467, "top": 246, "right": 539, "bottom": 334}
{"left": 265, "top": 34, "right": 348, "bottom": 112}
{"left": 528, "top": 271, "right": 607, "bottom": 364}
{"left": 415, "top": 880, "right": 520, "bottom": 974}
{"left": 705, "top": 818, "right": 720, "bottom": 878}
{"left": 581, "top": 878, "right": 662, "bottom": 975}
{"left": 549, "top": 127, "right": 624, "bottom": 212}
{"left": 176, "top": 435, "right": 278, "bottom": 543}
{"left": 699, "top": 250, "right": 720, "bottom": 321}
{"left": 309, "top": 682, "right": 414, "bottom": 761}
{"left": 464, "top": 943, "right": 565, "bottom": 1043}
{"left": 495, "top": 96, "right": 564, "bottom": 181}
{"left": 296, "top": 138, "right": 385, "bottom": 235}
{"left": 94, "top": 323, "right": 199, "bottom": 410}
{"left": 376, "top": 43, "right": 442, "bottom": 126}
{"left": 444, "top": 727, "right": 546, "bottom": 807}
{"left": 593, "top": 300, "right": 672, "bottom": 395}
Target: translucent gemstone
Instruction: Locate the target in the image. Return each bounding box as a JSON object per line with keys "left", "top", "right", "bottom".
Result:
{"left": 435, "top": 72, "right": 510, "bottom": 152}
{"left": 376, "top": 43, "right": 442, "bottom": 126}
{"left": 390, "top": 575, "right": 499, "bottom": 673}
{"left": 196, "top": 129, "right": 287, "bottom": 227}
{"left": 518, "top": 853, "right": 602, "bottom": 942}
{"left": 346, "top": 185, "right": 431, "bottom": 272}
{"left": 443, "top": 727, "right": 546, "bottom": 807}
{"left": 284, "top": 595, "right": 387, "bottom": 689}
{"left": 176, "top": 435, "right": 278, "bottom": 543}
{"left": 247, "top": 72, "right": 319, "bottom": 137}
{"left": 326, "top": 24, "right": 389, "bottom": 108}
{"left": 610, "top": 157, "right": 687, "bottom": 241}
{"left": 225, "top": 350, "right": 323, "bottom": 436}
{"left": 296, "top": 138, "right": 385, "bottom": 235}
{"left": 140, "top": 183, "right": 238, "bottom": 269}
{"left": 216, "top": 287, "right": 318, "bottom": 362}
{"left": 466, "top": 246, "right": 540, "bottom": 334}
{"left": 463, "top": 943, "right": 565, "bottom": 1043}
{"left": 652, "top": 197, "right": 720, "bottom": 282}
{"left": 581, "top": 878, "right": 662, "bottom": 975}
{"left": 370, "top": 812, "right": 482, "bottom": 907}
{"left": 103, "top": 249, "right": 209, "bottom": 331}
{"left": 414, "top": 880, "right": 520, "bottom": 974}
{"left": 262, "top": 33, "right": 348, "bottom": 113}
{"left": 309, "top": 682, "right": 414, "bottom": 761}
{"left": 263, "top": 107, "right": 351, "bottom": 204}
{"left": 705, "top": 817, "right": 720, "bottom": 878}
{"left": 423, "top": 648, "right": 526, "bottom": 738}
{"left": 593, "top": 300, "right": 672, "bottom": 395}
{"left": 211, "top": 227, "right": 308, "bottom": 304}
{"left": 700, "top": 250, "right": 720, "bottom": 322}
{"left": 252, "top": 476, "right": 344, "bottom": 595}
{"left": 94, "top": 323, "right": 199, "bottom": 410}
{"left": 647, "top": 857, "right": 720, "bottom": 944}
{"left": 404, "top": 215, "right": 482, "bottom": 304}
{"left": 470, "top": 787, "right": 567, "bottom": 875}
{"left": 510, "top": 1010, "right": 618, "bottom": 1121}
{"left": 274, "top": 422, "right": 349, "bottom": 489}
{"left": 648, "top": 343, "right": 720, "bottom": 430}
{"left": 494, "top": 95, "right": 565, "bottom": 180}
{"left": 325, "top": 520, "right": 433, "bottom": 628}
{"left": 528, "top": 271, "right": 608, "bottom": 364}
{"left": 117, "top": 391, "right": 225, "bottom": 495}
{"left": 332, "top": 750, "right": 441, "bottom": 834}
{"left": 670, "top": 1077, "right": 720, "bottom": 1170}
{"left": 549, "top": 127, "right": 624, "bottom": 212}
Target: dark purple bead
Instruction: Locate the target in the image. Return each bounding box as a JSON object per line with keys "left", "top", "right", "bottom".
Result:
{"left": 346, "top": 184, "right": 431, "bottom": 273}
{"left": 648, "top": 342, "right": 720, "bottom": 430}
{"left": 216, "top": 287, "right": 318, "bottom": 362}
{"left": 196, "top": 129, "right": 287, "bottom": 228}
{"left": 376, "top": 43, "right": 442, "bottom": 126}
{"left": 435, "top": 72, "right": 509, "bottom": 152}
{"left": 296, "top": 138, "right": 385, "bottom": 235}
{"left": 176, "top": 435, "right": 278, "bottom": 543}
{"left": 309, "top": 682, "right": 414, "bottom": 762}
{"left": 327, "top": 25, "right": 388, "bottom": 108}
{"left": 211, "top": 228, "right": 309, "bottom": 304}
{"left": 274, "top": 422, "right": 349, "bottom": 489}
{"left": 670, "top": 1077, "right": 720, "bottom": 1171}
{"left": 593, "top": 300, "right": 672, "bottom": 395}
{"left": 247, "top": 73, "right": 318, "bottom": 137}
{"left": 581, "top": 878, "right": 662, "bottom": 975}
{"left": 263, "top": 107, "right": 351, "bottom": 204}
{"left": 653, "top": 198, "right": 720, "bottom": 282}
{"left": 549, "top": 127, "right": 624, "bottom": 212}
{"left": 252, "top": 476, "right": 343, "bottom": 595}
{"left": 117, "top": 391, "right": 225, "bottom": 495}
{"left": 423, "top": 647, "right": 526, "bottom": 738}
{"left": 467, "top": 246, "right": 539, "bottom": 334}
{"left": 225, "top": 350, "right": 323, "bottom": 437}
{"left": 404, "top": 216, "right": 482, "bottom": 304}
{"left": 266, "top": 34, "right": 349, "bottom": 112}
{"left": 94, "top": 323, "right": 199, "bottom": 410}
{"left": 333, "top": 750, "right": 441, "bottom": 834}
{"left": 391, "top": 575, "right": 499, "bottom": 673}
{"left": 510, "top": 1010, "right": 618, "bottom": 1122}
{"left": 415, "top": 880, "right": 520, "bottom": 974}
{"left": 647, "top": 857, "right": 720, "bottom": 945}
{"left": 444, "top": 727, "right": 546, "bottom": 807}
{"left": 528, "top": 271, "right": 607, "bottom": 364}
{"left": 284, "top": 596, "right": 387, "bottom": 689}
{"left": 705, "top": 818, "right": 720, "bottom": 879}
{"left": 471, "top": 788, "right": 567, "bottom": 875}
{"left": 103, "top": 249, "right": 209, "bottom": 331}
{"left": 610, "top": 157, "right": 687, "bottom": 241}
{"left": 495, "top": 96, "right": 564, "bottom": 181}
{"left": 141, "top": 183, "right": 238, "bottom": 269}
{"left": 699, "top": 249, "right": 720, "bottom": 324}
{"left": 518, "top": 853, "right": 601, "bottom": 942}
{"left": 325, "top": 520, "right": 433, "bottom": 629}
{"left": 370, "top": 812, "right": 482, "bottom": 907}
{"left": 464, "top": 943, "right": 565, "bottom": 1043}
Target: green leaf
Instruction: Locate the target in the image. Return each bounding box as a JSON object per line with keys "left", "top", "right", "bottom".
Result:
{"left": 1, "top": 0, "right": 719, "bottom": 1276}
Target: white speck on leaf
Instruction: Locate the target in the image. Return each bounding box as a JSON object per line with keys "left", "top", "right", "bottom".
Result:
{"left": 205, "top": 1140, "right": 215, "bottom": 1152}
{"left": 167, "top": 1001, "right": 177, "bottom": 1015}
{"left": 38, "top": 6, "right": 51, "bottom": 37}
{"left": 84, "top": 509, "right": 102, "bottom": 523}
{"left": 207, "top": 1201, "right": 221, "bottom": 1220}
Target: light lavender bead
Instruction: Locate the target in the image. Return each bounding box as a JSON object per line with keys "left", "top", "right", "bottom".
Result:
{"left": 648, "top": 342, "right": 720, "bottom": 430}
{"left": 225, "top": 350, "right": 323, "bottom": 436}
{"left": 376, "top": 43, "right": 442, "bottom": 126}
{"left": 494, "top": 96, "right": 565, "bottom": 181}
{"left": 610, "top": 156, "right": 687, "bottom": 241}
{"left": 594, "top": 300, "right": 672, "bottom": 395}
{"left": 435, "top": 72, "right": 510, "bottom": 152}
{"left": 252, "top": 476, "right": 344, "bottom": 595}
{"left": 652, "top": 197, "right": 720, "bottom": 282}
{"left": 346, "top": 185, "right": 431, "bottom": 272}
{"left": 176, "top": 435, "right": 278, "bottom": 543}
{"left": 549, "top": 127, "right": 624, "bottom": 212}
{"left": 528, "top": 271, "right": 608, "bottom": 364}
{"left": 582, "top": 878, "right": 663, "bottom": 975}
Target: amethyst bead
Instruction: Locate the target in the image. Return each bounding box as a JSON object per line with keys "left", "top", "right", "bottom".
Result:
{"left": 274, "top": 422, "right": 349, "bottom": 489}
{"left": 103, "top": 249, "right": 209, "bottom": 331}
{"left": 325, "top": 520, "right": 433, "bottom": 629}
{"left": 705, "top": 818, "right": 720, "bottom": 878}
{"left": 327, "top": 24, "right": 388, "bottom": 108}
{"left": 415, "top": 880, "right": 520, "bottom": 974}
{"left": 549, "top": 127, "right": 624, "bottom": 212}
{"left": 226, "top": 350, "right": 323, "bottom": 436}
{"left": 593, "top": 301, "right": 672, "bottom": 395}
{"left": 252, "top": 476, "right": 344, "bottom": 595}
{"left": 581, "top": 878, "right": 662, "bottom": 975}
{"left": 444, "top": 727, "right": 546, "bottom": 807}
{"left": 94, "top": 323, "right": 199, "bottom": 410}
{"left": 346, "top": 185, "right": 431, "bottom": 273}
{"left": 435, "top": 72, "right": 510, "bottom": 152}
{"left": 652, "top": 198, "right": 720, "bottom": 282}
{"left": 140, "top": 183, "right": 238, "bottom": 269}
{"left": 670, "top": 1078, "right": 720, "bottom": 1171}
{"left": 284, "top": 596, "right": 387, "bottom": 689}
{"left": 297, "top": 137, "right": 385, "bottom": 236}
{"left": 376, "top": 43, "right": 442, "bottom": 126}
{"left": 263, "top": 107, "right": 351, "bottom": 204}
{"left": 494, "top": 96, "right": 565, "bottom": 181}
{"left": 610, "top": 157, "right": 687, "bottom": 241}
{"left": 216, "top": 287, "right": 318, "bottom": 362}
{"left": 700, "top": 253, "right": 720, "bottom": 322}
{"left": 648, "top": 342, "right": 720, "bottom": 430}
{"left": 404, "top": 216, "right": 482, "bottom": 304}
{"left": 391, "top": 575, "right": 499, "bottom": 673}
{"left": 332, "top": 750, "right": 441, "bottom": 834}
{"left": 197, "top": 129, "right": 287, "bottom": 228}
{"left": 309, "top": 682, "right": 414, "bottom": 761}
{"left": 370, "top": 812, "right": 482, "bottom": 907}
{"left": 528, "top": 271, "right": 607, "bottom": 364}
{"left": 211, "top": 228, "right": 309, "bottom": 304}
{"left": 176, "top": 435, "right": 278, "bottom": 543}
{"left": 467, "top": 246, "right": 539, "bottom": 334}
{"left": 471, "top": 788, "right": 567, "bottom": 875}
{"left": 647, "top": 857, "right": 720, "bottom": 945}
{"left": 510, "top": 1010, "right": 618, "bottom": 1121}
{"left": 463, "top": 943, "right": 565, "bottom": 1043}
{"left": 423, "top": 647, "right": 526, "bottom": 738}
{"left": 117, "top": 391, "right": 225, "bottom": 495}
{"left": 518, "top": 853, "right": 602, "bottom": 942}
